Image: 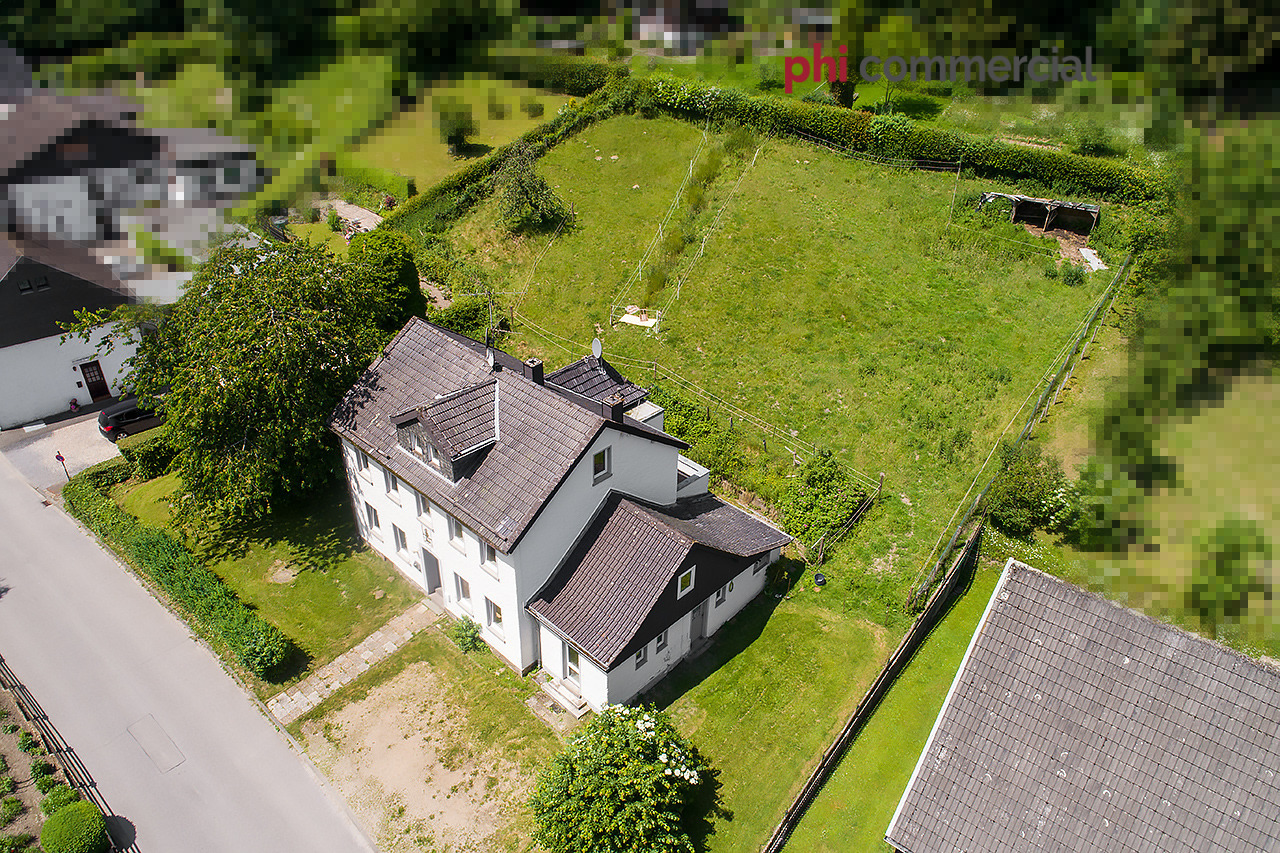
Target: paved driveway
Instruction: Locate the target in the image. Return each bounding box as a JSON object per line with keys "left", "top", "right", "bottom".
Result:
{"left": 0, "top": 414, "right": 120, "bottom": 490}
{"left": 0, "top": 453, "right": 379, "bottom": 852}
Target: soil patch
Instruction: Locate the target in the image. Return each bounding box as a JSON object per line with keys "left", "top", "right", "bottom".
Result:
{"left": 267, "top": 559, "right": 299, "bottom": 584}
{"left": 1, "top": 688, "right": 61, "bottom": 843}
{"left": 1019, "top": 221, "right": 1094, "bottom": 264}
{"left": 299, "top": 662, "right": 536, "bottom": 853}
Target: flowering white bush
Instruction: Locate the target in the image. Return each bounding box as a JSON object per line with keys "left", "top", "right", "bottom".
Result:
{"left": 529, "top": 704, "right": 717, "bottom": 853}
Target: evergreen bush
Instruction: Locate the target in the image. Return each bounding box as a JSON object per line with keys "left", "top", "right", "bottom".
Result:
{"left": 39, "top": 801, "right": 109, "bottom": 853}
{"left": 40, "top": 785, "right": 81, "bottom": 817}
{"left": 116, "top": 424, "right": 178, "bottom": 480}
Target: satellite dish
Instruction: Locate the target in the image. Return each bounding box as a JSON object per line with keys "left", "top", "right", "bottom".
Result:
{"left": 591, "top": 337, "right": 602, "bottom": 359}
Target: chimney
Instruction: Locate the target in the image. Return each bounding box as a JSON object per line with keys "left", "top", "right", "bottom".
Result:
{"left": 603, "top": 392, "right": 625, "bottom": 422}
{"left": 523, "top": 357, "right": 544, "bottom": 385}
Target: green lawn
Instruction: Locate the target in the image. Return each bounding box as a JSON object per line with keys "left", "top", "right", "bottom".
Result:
{"left": 287, "top": 221, "right": 351, "bottom": 256}
{"left": 349, "top": 78, "right": 572, "bottom": 191}
{"left": 116, "top": 473, "right": 421, "bottom": 697}
{"left": 783, "top": 559, "right": 1003, "bottom": 851}
{"left": 642, "top": 585, "right": 894, "bottom": 852}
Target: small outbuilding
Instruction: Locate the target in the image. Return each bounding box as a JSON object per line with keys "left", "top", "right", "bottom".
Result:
{"left": 977, "top": 192, "right": 1101, "bottom": 235}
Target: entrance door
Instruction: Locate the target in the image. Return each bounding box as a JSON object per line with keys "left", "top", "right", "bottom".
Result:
{"left": 691, "top": 600, "right": 708, "bottom": 641}
{"left": 565, "top": 645, "right": 581, "bottom": 692}
{"left": 79, "top": 360, "right": 110, "bottom": 401}
{"left": 420, "top": 548, "right": 441, "bottom": 592}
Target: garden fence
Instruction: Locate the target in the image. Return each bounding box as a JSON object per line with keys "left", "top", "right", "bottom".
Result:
{"left": 761, "top": 522, "right": 984, "bottom": 853}
{"left": 905, "top": 251, "right": 1133, "bottom": 610}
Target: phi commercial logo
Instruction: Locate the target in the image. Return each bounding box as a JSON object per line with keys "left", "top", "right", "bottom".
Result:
{"left": 783, "top": 45, "right": 1099, "bottom": 93}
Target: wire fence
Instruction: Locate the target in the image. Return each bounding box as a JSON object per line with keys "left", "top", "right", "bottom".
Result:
{"left": 904, "top": 251, "right": 1134, "bottom": 610}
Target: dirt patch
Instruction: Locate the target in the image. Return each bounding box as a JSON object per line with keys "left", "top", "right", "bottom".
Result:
{"left": 999, "top": 135, "right": 1062, "bottom": 151}
{"left": 268, "top": 559, "right": 299, "bottom": 584}
{"left": 1, "top": 689, "right": 58, "bottom": 842}
{"left": 421, "top": 279, "right": 452, "bottom": 309}
{"left": 870, "top": 542, "right": 900, "bottom": 575}
{"left": 1019, "top": 221, "right": 1094, "bottom": 264}
{"left": 300, "top": 662, "right": 536, "bottom": 853}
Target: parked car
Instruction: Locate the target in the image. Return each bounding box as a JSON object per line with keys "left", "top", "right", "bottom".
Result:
{"left": 97, "top": 398, "right": 164, "bottom": 442}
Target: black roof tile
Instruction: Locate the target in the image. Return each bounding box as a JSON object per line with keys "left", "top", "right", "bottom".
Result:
{"left": 546, "top": 355, "right": 648, "bottom": 408}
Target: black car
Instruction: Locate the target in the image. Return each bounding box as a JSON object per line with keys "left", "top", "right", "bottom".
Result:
{"left": 97, "top": 398, "right": 164, "bottom": 442}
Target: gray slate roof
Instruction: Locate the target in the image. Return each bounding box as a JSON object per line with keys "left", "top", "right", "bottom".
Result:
{"left": 423, "top": 379, "right": 497, "bottom": 457}
{"left": 886, "top": 560, "right": 1280, "bottom": 853}
{"left": 529, "top": 492, "right": 790, "bottom": 669}
{"left": 328, "top": 319, "right": 685, "bottom": 552}
{"left": 546, "top": 355, "right": 648, "bottom": 408}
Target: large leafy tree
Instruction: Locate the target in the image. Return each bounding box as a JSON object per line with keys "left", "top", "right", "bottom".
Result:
{"left": 496, "top": 141, "right": 572, "bottom": 232}
{"left": 529, "top": 704, "right": 724, "bottom": 853}
{"left": 128, "top": 240, "right": 407, "bottom": 523}
{"left": 347, "top": 229, "right": 426, "bottom": 333}
{"left": 1186, "top": 517, "right": 1274, "bottom": 639}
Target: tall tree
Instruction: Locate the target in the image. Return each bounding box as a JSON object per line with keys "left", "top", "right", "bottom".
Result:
{"left": 495, "top": 141, "right": 572, "bottom": 232}
{"left": 347, "top": 229, "right": 427, "bottom": 332}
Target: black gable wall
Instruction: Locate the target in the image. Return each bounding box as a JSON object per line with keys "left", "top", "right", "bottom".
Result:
{"left": 0, "top": 257, "right": 126, "bottom": 348}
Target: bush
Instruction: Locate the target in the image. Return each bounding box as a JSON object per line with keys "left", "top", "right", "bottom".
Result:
{"left": 1, "top": 798, "right": 21, "bottom": 827}
{"left": 1185, "top": 517, "right": 1273, "bottom": 638}
{"left": 29, "top": 760, "right": 52, "bottom": 781}
{"left": 331, "top": 155, "right": 415, "bottom": 202}
{"left": 326, "top": 210, "right": 341, "bottom": 232}
{"left": 39, "top": 801, "right": 109, "bottom": 853}
{"left": 645, "top": 385, "right": 744, "bottom": 481}
{"left": 40, "top": 785, "right": 81, "bottom": 817}
{"left": 530, "top": 705, "right": 719, "bottom": 853}
{"left": 450, "top": 616, "right": 483, "bottom": 652}
{"left": 778, "top": 451, "right": 868, "bottom": 546}
{"left": 523, "top": 99, "right": 545, "bottom": 118}
{"left": 495, "top": 54, "right": 620, "bottom": 96}
{"left": 116, "top": 424, "right": 178, "bottom": 480}
{"left": 34, "top": 774, "right": 61, "bottom": 795}
{"left": 0, "top": 834, "right": 35, "bottom": 853}
{"left": 1043, "top": 260, "right": 1060, "bottom": 279}
{"left": 0, "top": 725, "right": 14, "bottom": 734}
{"left": 307, "top": 206, "right": 321, "bottom": 224}
{"left": 16, "top": 732, "right": 39, "bottom": 754}
{"left": 1061, "top": 263, "right": 1086, "bottom": 287}
{"left": 76, "top": 457, "right": 133, "bottom": 491}
{"left": 985, "top": 440, "right": 1066, "bottom": 539}
{"left": 0, "top": 777, "right": 13, "bottom": 796}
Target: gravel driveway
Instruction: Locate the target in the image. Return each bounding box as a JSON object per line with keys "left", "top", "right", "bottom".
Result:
{"left": 0, "top": 415, "right": 121, "bottom": 491}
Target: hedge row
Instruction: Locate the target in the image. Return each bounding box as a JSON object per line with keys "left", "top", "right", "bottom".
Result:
{"left": 61, "top": 466, "right": 291, "bottom": 677}
{"left": 635, "top": 75, "right": 1166, "bottom": 203}
{"left": 381, "top": 78, "right": 636, "bottom": 236}
{"left": 116, "top": 425, "right": 179, "bottom": 480}
{"left": 332, "top": 154, "right": 416, "bottom": 202}
{"left": 491, "top": 54, "right": 626, "bottom": 96}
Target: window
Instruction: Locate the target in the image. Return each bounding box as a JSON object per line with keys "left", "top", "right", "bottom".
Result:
{"left": 656, "top": 629, "right": 669, "bottom": 653}
{"left": 677, "top": 566, "right": 695, "bottom": 599}
{"left": 224, "top": 165, "right": 240, "bottom": 185}
{"left": 635, "top": 643, "right": 648, "bottom": 669}
{"left": 455, "top": 574, "right": 471, "bottom": 609}
{"left": 384, "top": 470, "right": 400, "bottom": 501}
{"left": 393, "top": 525, "right": 408, "bottom": 553}
{"left": 753, "top": 556, "right": 766, "bottom": 574}
{"left": 592, "top": 447, "right": 612, "bottom": 484}
{"left": 416, "top": 492, "right": 432, "bottom": 520}
{"left": 17, "top": 279, "right": 33, "bottom": 294}
{"left": 566, "top": 645, "right": 581, "bottom": 686}
{"left": 486, "top": 598, "right": 503, "bottom": 637}
{"left": 715, "top": 583, "right": 728, "bottom": 607}
{"left": 418, "top": 438, "right": 440, "bottom": 466}
{"left": 481, "top": 542, "right": 498, "bottom": 575}
{"left": 364, "top": 502, "right": 379, "bottom": 531}
{"left": 355, "top": 448, "right": 369, "bottom": 472}
{"left": 448, "top": 515, "right": 465, "bottom": 550}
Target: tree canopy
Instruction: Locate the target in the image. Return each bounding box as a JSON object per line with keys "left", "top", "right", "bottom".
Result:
{"left": 529, "top": 704, "right": 724, "bottom": 853}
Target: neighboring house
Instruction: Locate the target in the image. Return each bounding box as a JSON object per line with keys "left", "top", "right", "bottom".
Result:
{"left": 0, "top": 52, "right": 263, "bottom": 429}
{"left": 886, "top": 559, "right": 1280, "bottom": 853}
{"left": 328, "top": 318, "right": 790, "bottom": 714}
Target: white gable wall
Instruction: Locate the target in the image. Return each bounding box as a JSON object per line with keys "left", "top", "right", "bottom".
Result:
{"left": 0, "top": 329, "right": 135, "bottom": 429}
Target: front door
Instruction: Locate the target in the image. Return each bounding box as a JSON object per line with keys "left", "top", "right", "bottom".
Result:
{"left": 691, "top": 600, "right": 708, "bottom": 641}
{"left": 420, "top": 548, "right": 441, "bottom": 593}
{"left": 79, "top": 360, "right": 110, "bottom": 401}
{"left": 565, "top": 645, "right": 581, "bottom": 693}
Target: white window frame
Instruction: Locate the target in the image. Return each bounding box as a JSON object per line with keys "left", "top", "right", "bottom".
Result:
{"left": 425, "top": 441, "right": 441, "bottom": 466}
{"left": 384, "top": 469, "right": 400, "bottom": 503}
{"left": 677, "top": 566, "right": 696, "bottom": 599}
{"left": 565, "top": 645, "right": 581, "bottom": 686}
{"left": 715, "top": 583, "right": 728, "bottom": 607}
{"left": 635, "top": 643, "right": 648, "bottom": 669}
{"left": 455, "top": 574, "right": 472, "bottom": 611}
{"left": 592, "top": 446, "right": 612, "bottom": 484}
{"left": 355, "top": 447, "right": 370, "bottom": 473}
{"left": 486, "top": 598, "right": 504, "bottom": 638}
{"left": 364, "top": 501, "right": 380, "bottom": 532}
{"left": 481, "top": 541, "right": 498, "bottom": 577}
{"left": 416, "top": 492, "right": 432, "bottom": 519}
{"left": 392, "top": 524, "right": 408, "bottom": 553}
{"left": 448, "top": 515, "right": 466, "bottom": 552}
{"left": 656, "top": 629, "right": 669, "bottom": 653}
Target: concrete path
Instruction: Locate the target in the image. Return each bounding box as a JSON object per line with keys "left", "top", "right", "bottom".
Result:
{"left": 0, "top": 415, "right": 120, "bottom": 491}
{"left": 0, "top": 453, "right": 379, "bottom": 853}
{"left": 268, "top": 602, "right": 439, "bottom": 725}
{"left": 310, "top": 199, "right": 384, "bottom": 232}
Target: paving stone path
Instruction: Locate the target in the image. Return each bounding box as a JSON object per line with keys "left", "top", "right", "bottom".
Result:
{"left": 267, "top": 600, "right": 439, "bottom": 725}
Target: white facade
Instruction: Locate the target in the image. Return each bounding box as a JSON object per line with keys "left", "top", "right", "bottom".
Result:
{"left": 0, "top": 327, "right": 135, "bottom": 429}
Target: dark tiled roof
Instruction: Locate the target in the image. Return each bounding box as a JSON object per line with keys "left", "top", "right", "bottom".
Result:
{"left": 886, "top": 561, "right": 1280, "bottom": 853}
{"left": 423, "top": 379, "right": 497, "bottom": 457}
{"left": 546, "top": 355, "right": 648, "bottom": 408}
{"left": 328, "top": 319, "right": 684, "bottom": 552}
{"left": 529, "top": 493, "right": 791, "bottom": 669}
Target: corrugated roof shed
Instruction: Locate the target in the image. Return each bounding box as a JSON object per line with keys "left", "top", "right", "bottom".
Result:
{"left": 886, "top": 560, "right": 1280, "bottom": 853}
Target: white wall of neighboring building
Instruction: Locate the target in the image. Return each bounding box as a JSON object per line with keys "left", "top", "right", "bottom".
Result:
{"left": 0, "top": 328, "right": 135, "bottom": 429}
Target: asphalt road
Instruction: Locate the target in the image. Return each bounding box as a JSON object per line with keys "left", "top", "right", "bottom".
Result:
{"left": 0, "top": 452, "right": 378, "bottom": 853}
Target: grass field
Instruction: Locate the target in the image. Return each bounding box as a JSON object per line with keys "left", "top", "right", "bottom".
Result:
{"left": 642, "top": 586, "right": 892, "bottom": 851}
{"left": 783, "top": 558, "right": 1004, "bottom": 851}
{"left": 116, "top": 473, "right": 420, "bottom": 698}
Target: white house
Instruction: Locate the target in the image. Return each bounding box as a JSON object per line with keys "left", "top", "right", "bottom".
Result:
{"left": 328, "top": 319, "right": 790, "bottom": 714}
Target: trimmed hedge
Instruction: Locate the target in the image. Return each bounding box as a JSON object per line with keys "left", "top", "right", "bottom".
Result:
{"left": 116, "top": 425, "right": 178, "bottom": 480}
{"left": 62, "top": 470, "right": 291, "bottom": 677}
{"left": 491, "top": 54, "right": 625, "bottom": 96}
{"left": 634, "top": 76, "right": 1166, "bottom": 203}
{"left": 38, "top": 801, "right": 109, "bottom": 853}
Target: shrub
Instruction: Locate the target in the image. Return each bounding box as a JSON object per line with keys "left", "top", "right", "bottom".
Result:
{"left": 0, "top": 725, "right": 14, "bottom": 734}
{"left": 62, "top": 478, "right": 138, "bottom": 545}
{"left": 29, "top": 760, "right": 52, "bottom": 780}
{"left": 428, "top": 296, "right": 489, "bottom": 341}
{"left": 778, "top": 450, "right": 868, "bottom": 546}
{"left": 16, "top": 732, "right": 39, "bottom": 754}
{"left": 1185, "top": 517, "right": 1274, "bottom": 638}
{"left": 0, "top": 777, "right": 13, "bottom": 796}
{"left": 116, "top": 424, "right": 178, "bottom": 480}
{"left": 41, "top": 785, "right": 81, "bottom": 817}
{"left": 495, "top": 54, "right": 619, "bottom": 96}
{"left": 307, "top": 206, "right": 321, "bottom": 224}
{"left": 1061, "top": 263, "right": 1086, "bottom": 287}
{"left": 34, "top": 774, "right": 61, "bottom": 795}
{"left": 39, "top": 801, "right": 109, "bottom": 853}
{"left": 0, "top": 834, "right": 35, "bottom": 853}
{"left": 450, "top": 616, "right": 483, "bottom": 652}
{"left": 76, "top": 457, "right": 133, "bottom": 491}
{"left": 529, "top": 705, "right": 719, "bottom": 853}
{"left": 985, "top": 440, "right": 1066, "bottom": 539}
{"left": 646, "top": 385, "right": 744, "bottom": 482}
{"left": 1, "top": 797, "right": 21, "bottom": 827}
{"left": 523, "top": 99, "right": 545, "bottom": 118}
{"left": 1043, "top": 260, "right": 1060, "bottom": 279}
{"left": 326, "top": 209, "right": 341, "bottom": 232}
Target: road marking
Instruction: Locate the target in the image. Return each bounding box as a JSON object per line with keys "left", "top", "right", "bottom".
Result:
{"left": 128, "top": 715, "right": 186, "bottom": 773}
